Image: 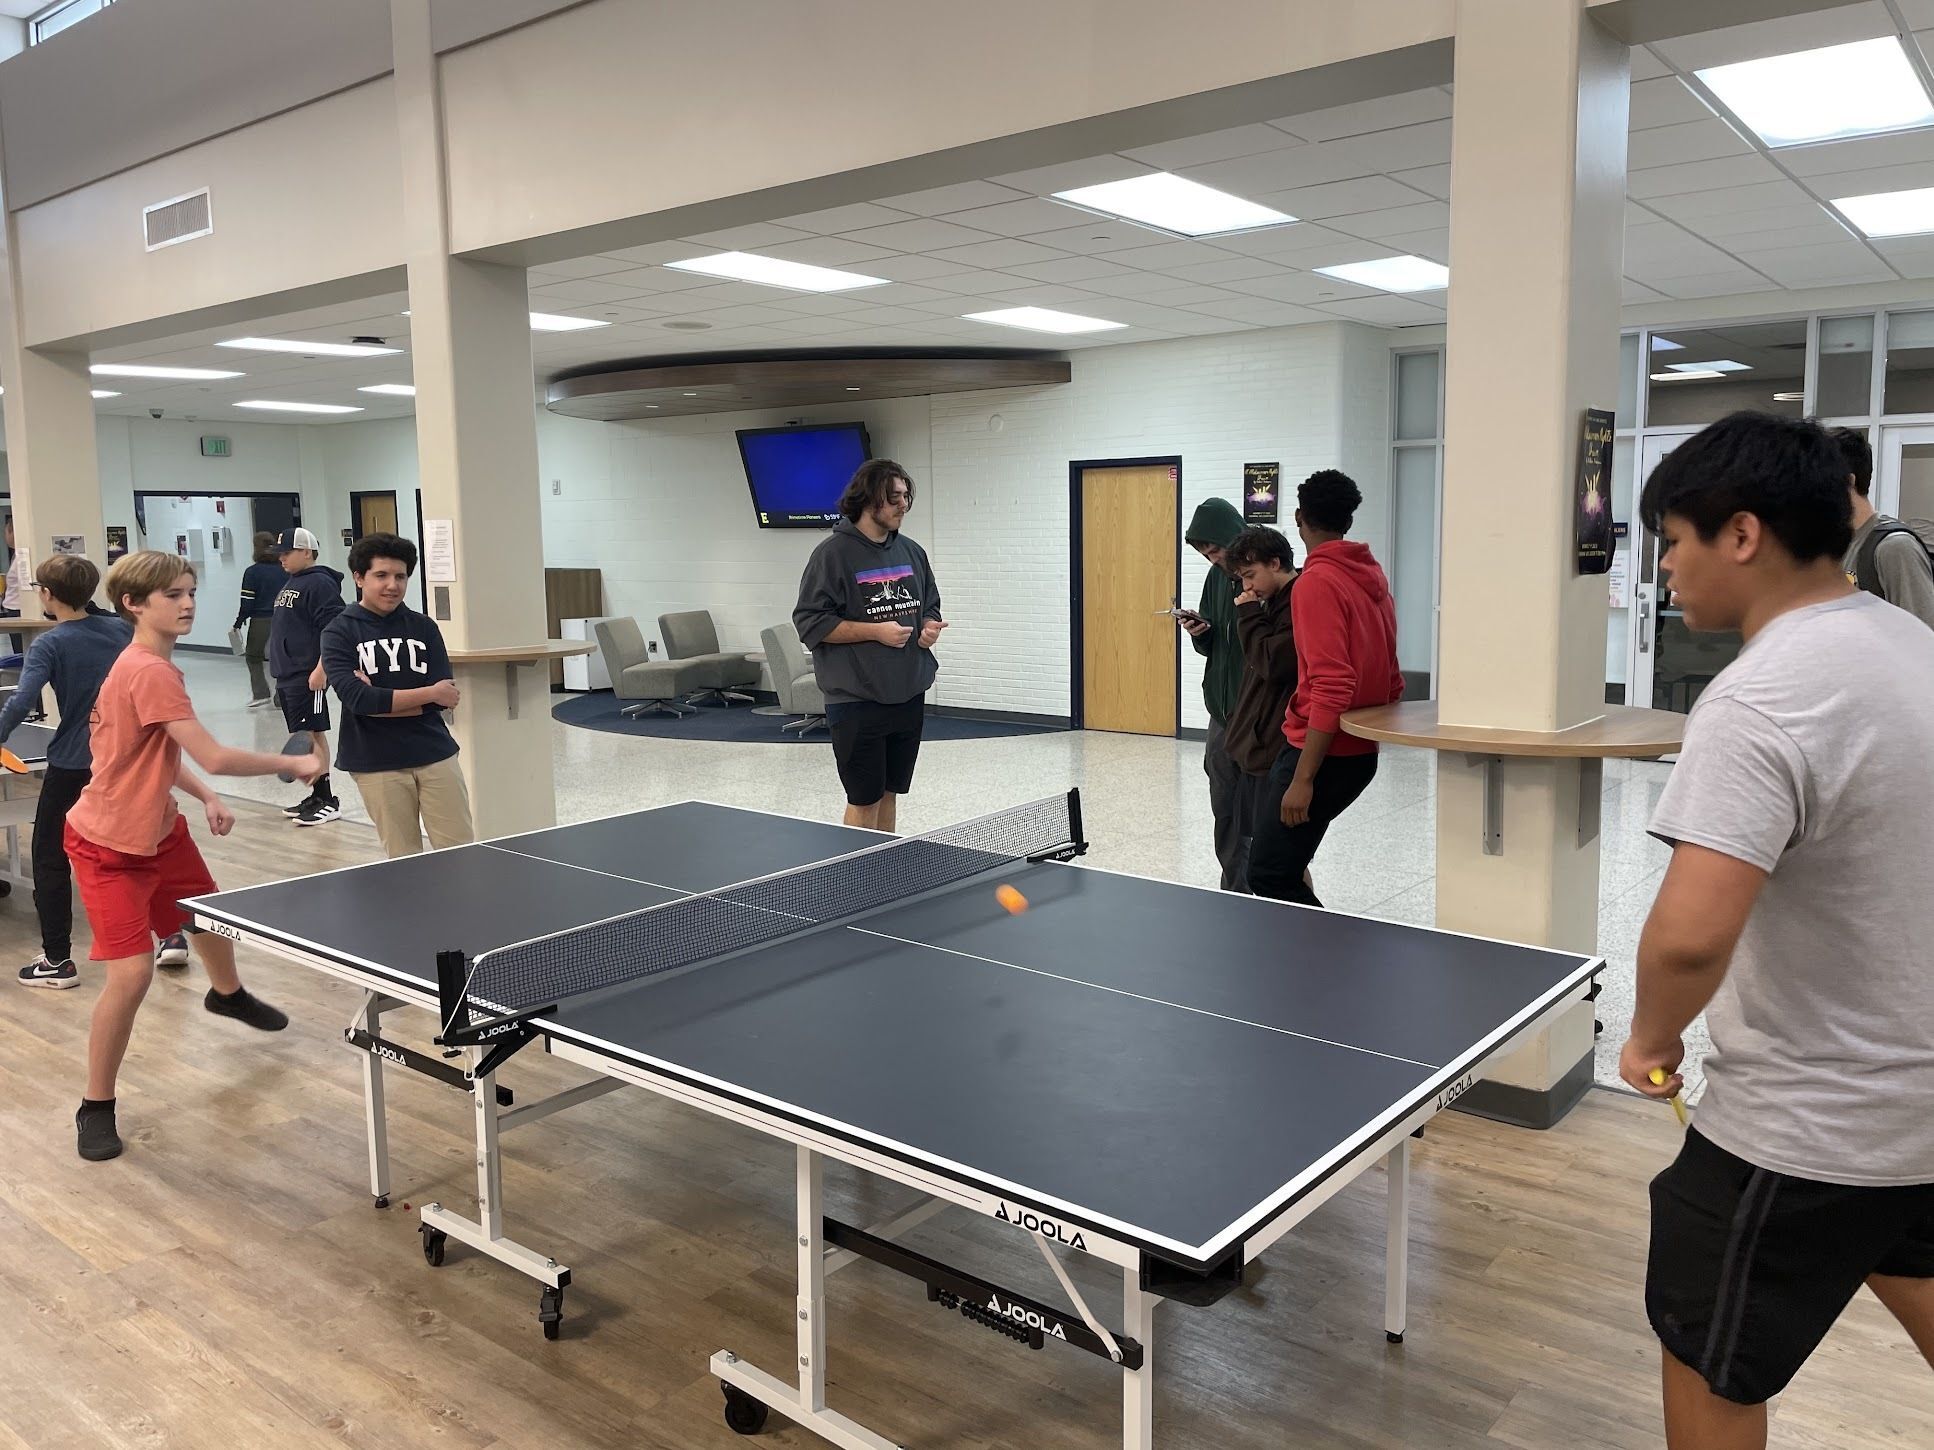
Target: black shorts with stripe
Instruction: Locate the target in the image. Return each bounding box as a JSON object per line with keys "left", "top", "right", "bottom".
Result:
{"left": 1647, "top": 1128, "right": 1934, "bottom": 1405}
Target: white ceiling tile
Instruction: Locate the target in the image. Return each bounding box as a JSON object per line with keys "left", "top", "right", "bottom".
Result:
{"left": 1068, "top": 269, "right": 1215, "bottom": 298}
{"left": 1645, "top": 178, "right": 1816, "bottom": 220}
{"left": 573, "top": 265, "right": 717, "bottom": 293}
{"left": 862, "top": 254, "right": 982, "bottom": 282}
{"left": 839, "top": 217, "right": 1000, "bottom": 252}
{"left": 1220, "top": 271, "right": 1379, "bottom": 305}
{"left": 924, "top": 237, "right": 1068, "bottom": 269}
{"left": 1629, "top": 47, "right": 1674, "bottom": 83}
{"left": 1179, "top": 142, "right": 1377, "bottom": 197}
{"left": 1206, "top": 222, "right": 1367, "bottom": 260}
{"left": 1871, "top": 235, "right": 1934, "bottom": 276}
{"left": 677, "top": 222, "right": 814, "bottom": 250}
{"left": 1309, "top": 295, "right": 1446, "bottom": 327}
{"left": 1266, "top": 175, "right": 1433, "bottom": 219}
{"left": 1645, "top": 268, "right": 1780, "bottom": 299}
{"left": 758, "top": 237, "right": 900, "bottom": 268}
{"left": 1163, "top": 256, "right": 1293, "bottom": 284}
{"left": 763, "top": 316, "right": 873, "bottom": 337}
{"left": 691, "top": 303, "right": 810, "bottom": 326}
{"left": 1178, "top": 297, "right": 1333, "bottom": 326}
{"left": 1071, "top": 299, "right": 1235, "bottom": 330}
{"left": 1626, "top": 118, "right": 1755, "bottom": 172}
{"left": 1903, "top": 0, "right": 1934, "bottom": 26}
{"left": 764, "top": 293, "right": 869, "bottom": 316}
{"left": 1327, "top": 120, "right": 1454, "bottom": 174}
{"left": 1652, "top": 2, "right": 1895, "bottom": 72}
{"left": 1121, "top": 123, "right": 1309, "bottom": 170}
{"left": 998, "top": 256, "right": 1144, "bottom": 284}
{"left": 1727, "top": 240, "right": 1894, "bottom": 286}
{"left": 1132, "top": 283, "right": 1249, "bottom": 307}
{"left": 1272, "top": 88, "right": 1453, "bottom": 143}
{"left": 932, "top": 197, "right": 1091, "bottom": 237}
{"left": 1013, "top": 221, "right": 1171, "bottom": 254}
{"left": 843, "top": 282, "right": 963, "bottom": 307}
{"left": 837, "top": 304, "right": 957, "bottom": 327}
{"left": 920, "top": 269, "right": 1038, "bottom": 296}
{"left": 1710, "top": 219, "right": 1855, "bottom": 252}
{"left": 1622, "top": 278, "right": 1668, "bottom": 303}
{"left": 986, "top": 156, "right": 1154, "bottom": 194}
{"left": 598, "top": 240, "right": 705, "bottom": 267}
{"left": 1102, "top": 238, "right": 1243, "bottom": 270}
{"left": 1332, "top": 200, "right": 1451, "bottom": 240}
{"left": 1380, "top": 227, "right": 1451, "bottom": 262}
{"left": 873, "top": 180, "right": 1032, "bottom": 215}
{"left": 1806, "top": 158, "right": 1934, "bottom": 200}
{"left": 530, "top": 255, "right": 640, "bottom": 281}
{"left": 982, "top": 284, "right": 1113, "bottom": 308}
{"left": 1778, "top": 128, "right": 1934, "bottom": 179}
{"left": 1261, "top": 236, "right": 1404, "bottom": 272}
{"left": 530, "top": 277, "right": 659, "bottom": 304}
{"left": 1626, "top": 152, "right": 1783, "bottom": 199}
{"left": 1623, "top": 225, "right": 1740, "bottom": 276}
{"left": 1628, "top": 77, "right": 1717, "bottom": 131}
{"left": 1391, "top": 164, "right": 1452, "bottom": 200}
{"left": 771, "top": 202, "right": 916, "bottom": 234}
{"left": 1680, "top": 203, "right": 1848, "bottom": 241}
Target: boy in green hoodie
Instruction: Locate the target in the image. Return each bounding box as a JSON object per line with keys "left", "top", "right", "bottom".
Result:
{"left": 1181, "top": 497, "right": 1250, "bottom": 891}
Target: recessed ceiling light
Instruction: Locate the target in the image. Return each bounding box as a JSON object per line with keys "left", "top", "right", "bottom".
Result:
{"left": 665, "top": 251, "right": 887, "bottom": 292}
{"left": 1834, "top": 185, "right": 1934, "bottom": 238}
{"left": 528, "top": 312, "right": 613, "bottom": 332}
{"left": 962, "top": 306, "right": 1126, "bottom": 335}
{"left": 1051, "top": 173, "right": 1296, "bottom": 237}
{"left": 1696, "top": 37, "right": 1934, "bottom": 148}
{"left": 1650, "top": 337, "right": 1684, "bottom": 351}
{"left": 357, "top": 383, "right": 417, "bottom": 396}
{"left": 234, "top": 400, "right": 364, "bottom": 414}
{"left": 217, "top": 337, "right": 400, "bottom": 357}
{"left": 846, "top": 386, "right": 861, "bottom": 392}
{"left": 91, "top": 363, "right": 244, "bottom": 380}
{"left": 1669, "top": 359, "right": 1749, "bottom": 372}
{"left": 1651, "top": 370, "right": 1726, "bottom": 382}
{"left": 1314, "top": 256, "right": 1450, "bottom": 292}
{"left": 91, "top": 390, "right": 120, "bottom": 399}
{"left": 1773, "top": 391, "right": 1805, "bottom": 401}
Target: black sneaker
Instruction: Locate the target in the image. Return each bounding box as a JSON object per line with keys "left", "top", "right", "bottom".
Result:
{"left": 76, "top": 1103, "right": 121, "bottom": 1161}
{"left": 205, "top": 986, "right": 288, "bottom": 1032}
{"left": 294, "top": 796, "right": 340, "bottom": 827}
{"left": 156, "top": 932, "right": 191, "bottom": 970}
{"left": 281, "top": 788, "right": 316, "bottom": 818}
{"left": 18, "top": 954, "right": 77, "bottom": 989}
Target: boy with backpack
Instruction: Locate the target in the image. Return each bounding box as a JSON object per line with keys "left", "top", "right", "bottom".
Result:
{"left": 1833, "top": 427, "right": 1934, "bottom": 631}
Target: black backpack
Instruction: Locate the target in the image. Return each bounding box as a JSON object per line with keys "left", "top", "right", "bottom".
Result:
{"left": 1851, "top": 519, "right": 1934, "bottom": 597}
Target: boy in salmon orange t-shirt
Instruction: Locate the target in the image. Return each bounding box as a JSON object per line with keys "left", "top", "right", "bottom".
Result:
{"left": 68, "top": 551, "right": 328, "bottom": 1163}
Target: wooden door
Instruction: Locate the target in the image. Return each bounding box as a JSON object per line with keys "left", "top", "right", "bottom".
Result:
{"left": 354, "top": 491, "right": 399, "bottom": 537}
{"left": 1080, "top": 464, "right": 1177, "bottom": 735}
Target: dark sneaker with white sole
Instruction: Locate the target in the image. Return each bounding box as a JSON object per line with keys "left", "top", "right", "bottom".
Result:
{"left": 18, "top": 955, "right": 77, "bottom": 989}
{"left": 204, "top": 986, "right": 288, "bottom": 1032}
{"left": 294, "top": 796, "right": 340, "bottom": 827}
{"left": 76, "top": 1102, "right": 121, "bottom": 1161}
{"left": 281, "top": 788, "right": 316, "bottom": 817}
{"left": 156, "top": 932, "right": 191, "bottom": 970}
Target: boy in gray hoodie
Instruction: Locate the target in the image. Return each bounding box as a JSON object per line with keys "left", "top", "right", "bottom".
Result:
{"left": 793, "top": 459, "right": 944, "bottom": 833}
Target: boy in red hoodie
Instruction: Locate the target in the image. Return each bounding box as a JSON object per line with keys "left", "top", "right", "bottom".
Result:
{"left": 1248, "top": 471, "right": 1403, "bottom": 906}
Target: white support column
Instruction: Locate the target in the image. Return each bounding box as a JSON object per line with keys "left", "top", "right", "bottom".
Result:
{"left": 1384, "top": 1139, "right": 1411, "bottom": 1343}
{"left": 1121, "top": 1269, "right": 1155, "bottom": 1450}
{"left": 1436, "top": 0, "right": 1630, "bottom": 1125}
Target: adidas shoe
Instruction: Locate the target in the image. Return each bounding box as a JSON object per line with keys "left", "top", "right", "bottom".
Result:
{"left": 294, "top": 796, "right": 340, "bottom": 827}
{"left": 18, "top": 954, "right": 77, "bottom": 989}
{"left": 281, "top": 787, "right": 316, "bottom": 817}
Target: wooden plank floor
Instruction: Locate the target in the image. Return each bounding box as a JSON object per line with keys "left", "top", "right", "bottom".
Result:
{"left": 0, "top": 797, "right": 1927, "bottom": 1448}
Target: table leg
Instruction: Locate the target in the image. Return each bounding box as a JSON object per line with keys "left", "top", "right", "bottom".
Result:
{"left": 354, "top": 992, "right": 391, "bottom": 1208}
{"left": 1385, "top": 1137, "right": 1411, "bottom": 1343}
{"left": 1121, "top": 1269, "right": 1155, "bottom": 1450}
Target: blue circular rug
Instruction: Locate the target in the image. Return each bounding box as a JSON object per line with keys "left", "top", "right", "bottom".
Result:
{"left": 552, "top": 690, "right": 1065, "bottom": 744}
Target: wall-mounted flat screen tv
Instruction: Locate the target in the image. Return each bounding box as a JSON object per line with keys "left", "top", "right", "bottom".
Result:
{"left": 737, "top": 422, "right": 872, "bottom": 528}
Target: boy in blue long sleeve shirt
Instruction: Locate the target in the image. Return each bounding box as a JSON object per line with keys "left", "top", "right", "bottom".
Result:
{"left": 0, "top": 554, "right": 132, "bottom": 988}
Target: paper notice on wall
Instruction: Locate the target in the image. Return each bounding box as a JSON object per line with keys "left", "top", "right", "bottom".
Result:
{"left": 1608, "top": 545, "right": 1630, "bottom": 609}
{"left": 425, "top": 518, "right": 456, "bottom": 584}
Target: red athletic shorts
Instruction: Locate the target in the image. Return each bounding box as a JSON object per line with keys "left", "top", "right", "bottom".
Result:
{"left": 66, "top": 816, "right": 218, "bottom": 961}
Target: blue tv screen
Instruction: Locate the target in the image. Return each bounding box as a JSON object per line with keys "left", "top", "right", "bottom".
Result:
{"left": 737, "top": 423, "right": 873, "bottom": 528}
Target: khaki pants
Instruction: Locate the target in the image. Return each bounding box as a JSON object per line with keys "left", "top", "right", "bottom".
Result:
{"left": 353, "top": 755, "right": 474, "bottom": 859}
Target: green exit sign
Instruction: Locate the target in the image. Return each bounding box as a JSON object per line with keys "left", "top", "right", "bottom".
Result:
{"left": 200, "top": 435, "right": 231, "bottom": 458}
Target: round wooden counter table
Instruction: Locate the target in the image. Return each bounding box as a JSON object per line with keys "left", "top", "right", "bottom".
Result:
{"left": 1341, "top": 700, "right": 1687, "bottom": 855}
{"left": 447, "top": 640, "right": 594, "bottom": 720}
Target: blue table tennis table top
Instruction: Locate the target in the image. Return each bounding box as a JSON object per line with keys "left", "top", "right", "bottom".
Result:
{"left": 186, "top": 800, "right": 1598, "bottom": 1270}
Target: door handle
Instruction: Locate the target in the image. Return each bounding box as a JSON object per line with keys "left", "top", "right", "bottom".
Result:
{"left": 1637, "top": 593, "right": 1652, "bottom": 653}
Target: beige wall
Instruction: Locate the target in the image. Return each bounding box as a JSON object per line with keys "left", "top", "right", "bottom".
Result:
{"left": 13, "top": 79, "right": 405, "bottom": 350}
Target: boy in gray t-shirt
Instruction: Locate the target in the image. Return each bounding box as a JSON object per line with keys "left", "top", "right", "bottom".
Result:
{"left": 1625, "top": 412, "right": 1934, "bottom": 1449}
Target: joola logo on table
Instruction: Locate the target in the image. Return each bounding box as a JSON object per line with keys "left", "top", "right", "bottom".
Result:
{"left": 1437, "top": 1074, "right": 1475, "bottom": 1111}
{"left": 994, "top": 1202, "right": 1087, "bottom": 1251}
{"left": 369, "top": 1041, "right": 408, "bottom": 1067}
{"left": 985, "top": 1293, "right": 1067, "bottom": 1340}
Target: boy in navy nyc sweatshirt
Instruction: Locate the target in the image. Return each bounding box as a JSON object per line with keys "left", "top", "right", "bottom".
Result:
{"left": 319, "top": 532, "right": 473, "bottom": 858}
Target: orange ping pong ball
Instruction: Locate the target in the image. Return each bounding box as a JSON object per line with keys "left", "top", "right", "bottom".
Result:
{"left": 995, "top": 884, "right": 1028, "bottom": 915}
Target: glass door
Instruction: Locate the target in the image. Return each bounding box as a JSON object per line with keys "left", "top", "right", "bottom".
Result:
{"left": 1877, "top": 424, "right": 1934, "bottom": 521}
{"left": 1626, "top": 432, "right": 1744, "bottom": 714}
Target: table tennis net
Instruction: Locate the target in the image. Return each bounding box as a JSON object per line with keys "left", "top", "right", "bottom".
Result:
{"left": 455, "top": 791, "right": 1081, "bottom": 1028}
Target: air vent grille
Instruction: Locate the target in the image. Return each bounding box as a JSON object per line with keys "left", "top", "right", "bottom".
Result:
{"left": 143, "top": 189, "right": 212, "bottom": 251}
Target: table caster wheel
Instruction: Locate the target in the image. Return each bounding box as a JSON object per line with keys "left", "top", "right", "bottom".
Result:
{"left": 421, "top": 1225, "right": 447, "bottom": 1267}
{"left": 373, "top": 1194, "right": 389, "bottom": 1210}
{"left": 1386, "top": 1330, "right": 1404, "bottom": 1344}
{"left": 539, "top": 1284, "right": 564, "bottom": 1340}
{"left": 722, "top": 1384, "right": 768, "bottom": 1435}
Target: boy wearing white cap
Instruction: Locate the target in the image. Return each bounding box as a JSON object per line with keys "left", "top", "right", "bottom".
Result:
{"left": 268, "top": 527, "right": 346, "bottom": 825}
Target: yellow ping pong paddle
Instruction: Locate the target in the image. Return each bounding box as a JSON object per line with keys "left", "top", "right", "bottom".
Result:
{"left": 1649, "top": 1067, "right": 1688, "bottom": 1126}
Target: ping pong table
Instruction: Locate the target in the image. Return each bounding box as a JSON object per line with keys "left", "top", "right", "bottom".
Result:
{"left": 186, "top": 793, "right": 1599, "bottom": 1449}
